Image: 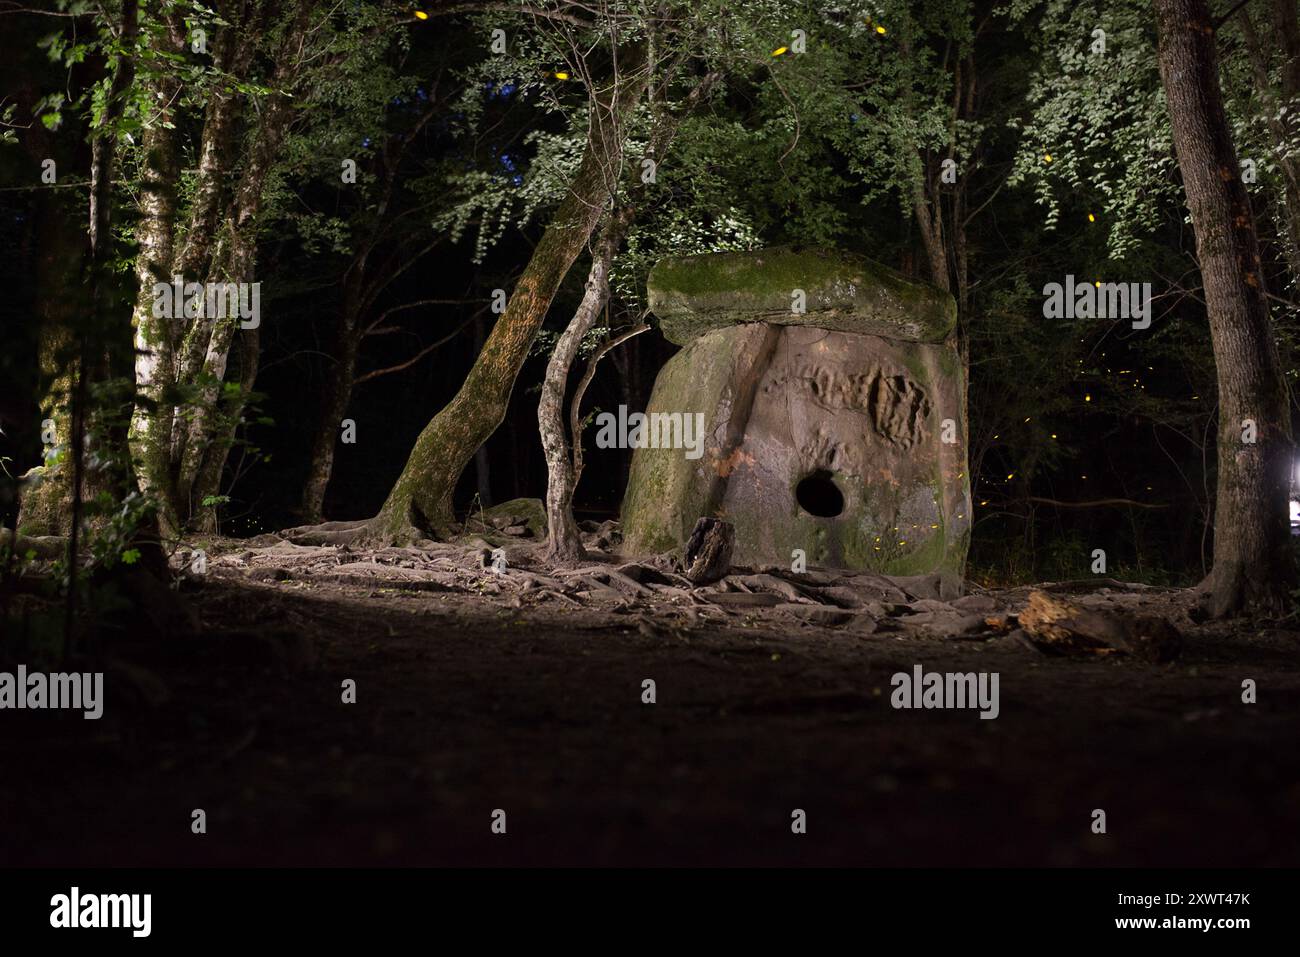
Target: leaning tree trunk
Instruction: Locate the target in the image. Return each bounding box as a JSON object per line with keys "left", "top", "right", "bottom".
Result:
{"left": 472, "top": 314, "right": 493, "bottom": 508}
{"left": 365, "top": 66, "right": 647, "bottom": 544}
{"left": 1156, "top": 0, "right": 1296, "bottom": 617}
{"left": 538, "top": 214, "right": 625, "bottom": 561}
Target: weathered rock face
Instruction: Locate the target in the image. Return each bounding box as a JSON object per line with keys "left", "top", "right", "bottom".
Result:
{"left": 623, "top": 246, "right": 970, "bottom": 586}
{"left": 648, "top": 245, "right": 956, "bottom": 345}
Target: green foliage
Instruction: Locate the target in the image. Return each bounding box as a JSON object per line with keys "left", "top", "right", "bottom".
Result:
{"left": 1007, "top": 0, "right": 1178, "bottom": 258}
{"left": 9, "top": 0, "right": 1300, "bottom": 588}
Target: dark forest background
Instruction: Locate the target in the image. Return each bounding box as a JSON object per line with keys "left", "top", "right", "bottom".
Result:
{"left": 2, "top": 0, "right": 1298, "bottom": 588}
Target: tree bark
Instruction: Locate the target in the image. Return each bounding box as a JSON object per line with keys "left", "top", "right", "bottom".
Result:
{"left": 472, "top": 314, "right": 493, "bottom": 508}
{"left": 531, "top": 67, "right": 718, "bottom": 556}
{"left": 301, "top": 282, "right": 363, "bottom": 523}
{"left": 180, "top": 74, "right": 298, "bottom": 523}
{"left": 538, "top": 214, "right": 624, "bottom": 561}
{"left": 82, "top": 0, "right": 141, "bottom": 515}
{"left": 1155, "top": 0, "right": 1296, "bottom": 617}
{"left": 14, "top": 85, "right": 86, "bottom": 535}
{"left": 366, "top": 62, "right": 647, "bottom": 543}
{"left": 122, "top": 0, "right": 310, "bottom": 532}
{"left": 914, "top": 177, "right": 951, "bottom": 294}
{"left": 181, "top": 0, "right": 314, "bottom": 524}
{"left": 130, "top": 17, "right": 185, "bottom": 533}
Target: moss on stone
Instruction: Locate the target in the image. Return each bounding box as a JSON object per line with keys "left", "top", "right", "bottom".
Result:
{"left": 621, "top": 318, "right": 971, "bottom": 580}
{"left": 480, "top": 497, "right": 548, "bottom": 535}
{"left": 621, "top": 327, "right": 750, "bottom": 555}
{"left": 648, "top": 245, "right": 956, "bottom": 345}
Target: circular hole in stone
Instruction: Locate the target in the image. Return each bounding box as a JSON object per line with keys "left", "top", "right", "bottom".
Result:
{"left": 796, "top": 470, "right": 844, "bottom": 518}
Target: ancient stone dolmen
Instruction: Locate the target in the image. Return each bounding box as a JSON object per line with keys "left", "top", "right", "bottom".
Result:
{"left": 621, "top": 245, "right": 970, "bottom": 593}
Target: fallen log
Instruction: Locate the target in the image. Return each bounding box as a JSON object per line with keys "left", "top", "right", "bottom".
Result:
{"left": 1018, "top": 589, "right": 1182, "bottom": 663}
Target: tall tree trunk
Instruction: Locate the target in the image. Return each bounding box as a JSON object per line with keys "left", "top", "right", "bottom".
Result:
{"left": 301, "top": 295, "right": 362, "bottom": 523}
{"left": 366, "top": 65, "right": 647, "bottom": 543}
{"left": 82, "top": 0, "right": 141, "bottom": 512}
{"left": 74, "top": 0, "right": 170, "bottom": 595}
{"left": 472, "top": 315, "right": 493, "bottom": 508}
{"left": 14, "top": 88, "right": 86, "bottom": 535}
{"left": 913, "top": 177, "right": 951, "bottom": 294}
{"left": 130, "top": 18, "right": 185, "bottom": 534}
{"left": 165, "top": 2, "right": 310, "bottom": 529}
{"left": 181, "top": 82, "right": 298, "bottom": 526}
{"left": 539, "top": 214, "right": 624, "bottom": 561}
{"left": 1155, "top": 0, "right": 1296, "bottom": 617}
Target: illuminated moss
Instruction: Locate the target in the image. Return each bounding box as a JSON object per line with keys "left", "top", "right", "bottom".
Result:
{"left": 648, "top": 245, "right": 955, "bottom": 345}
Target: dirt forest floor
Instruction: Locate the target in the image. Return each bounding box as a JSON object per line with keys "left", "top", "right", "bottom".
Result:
{"left": 3, "top": 521, "right": 1300, "bottom": 868}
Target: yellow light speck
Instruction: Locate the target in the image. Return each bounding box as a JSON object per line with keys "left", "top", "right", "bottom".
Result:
{"left": 414, "top": 9, "right": 428, "bottom": 19}
{"left": 876, "top": 25, "right": 887, "bottom": 34}
{"left": 1044, "top": 154, "right": 1053, "bottom": 163}
{"left": 554, "top": 71, "right": 570, "bottom": 80}
{"left": 1088, "top": 213, "right": 1095, "bottom": 222}
{"left": 772, "top": 46, "right": 788, "bottom": 56}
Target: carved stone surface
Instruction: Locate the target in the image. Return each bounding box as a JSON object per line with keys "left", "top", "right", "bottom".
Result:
{"left": 623, "top": 248, "right": 970, "bottom": 586}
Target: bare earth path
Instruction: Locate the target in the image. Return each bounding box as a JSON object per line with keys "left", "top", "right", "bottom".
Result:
{"left": 3, "top": 533, "right": 1299, "bottom": 867}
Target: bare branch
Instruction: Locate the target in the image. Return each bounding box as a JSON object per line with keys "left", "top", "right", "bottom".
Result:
{"left": 569, "top": 322, "right": 650, "bottom": 475}
{"left": 1013, "top": 496, "right": 1172, "bottom": 510}
{"left": 361, "top": 298, "right": 486, "bottom": 338}
{"left": 420, "top": 2, "right": 600, "bottom": 30}
{"left": 355, "top": 313, "right": 480, "bottom": 384}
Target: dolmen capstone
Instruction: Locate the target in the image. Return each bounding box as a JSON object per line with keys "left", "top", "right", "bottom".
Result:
{"left": 621, "top": 245, "right": 971, "bottom": 590}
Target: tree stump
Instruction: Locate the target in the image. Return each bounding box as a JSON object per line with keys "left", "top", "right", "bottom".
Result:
{"left": 683, "top": 518, "right": 734, "bottom": 585}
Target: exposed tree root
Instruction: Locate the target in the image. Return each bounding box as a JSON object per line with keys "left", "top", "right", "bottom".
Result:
{"left": 276, "top": 511, "right": 452, "bottom": 548}
{"left": 277, "top": 519, "right": 376, "bottom": 547}
{"left": 1196, "top": 565, "right": 1292, "bottom": 621}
